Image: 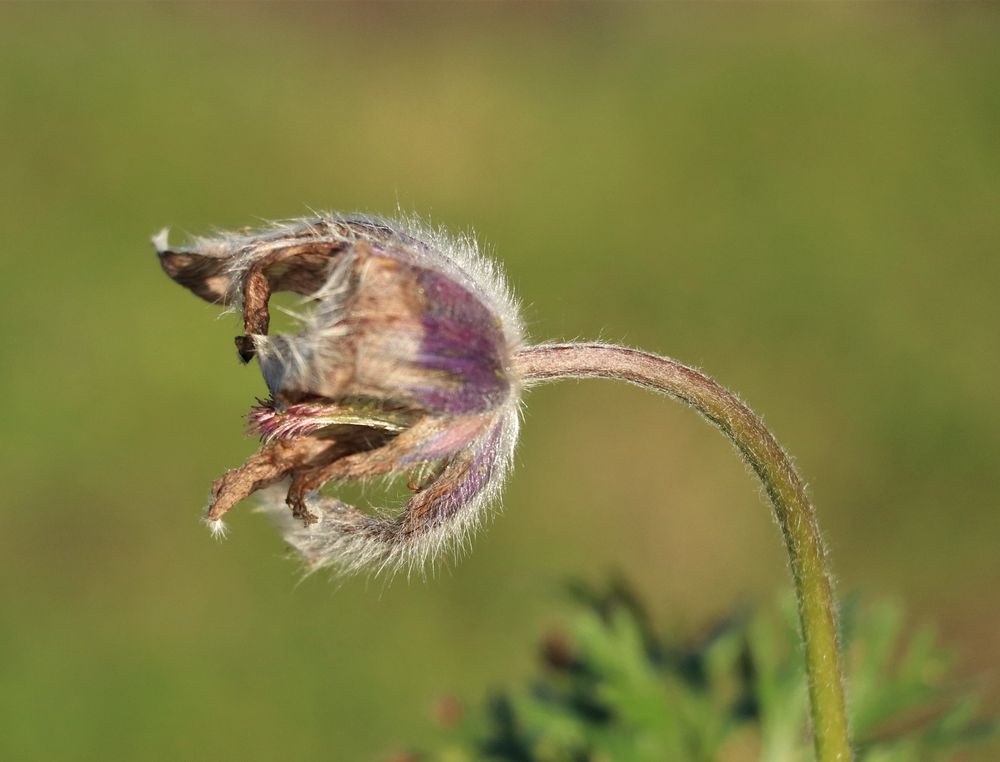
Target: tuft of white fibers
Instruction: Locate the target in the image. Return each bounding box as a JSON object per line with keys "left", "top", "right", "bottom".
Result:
{"left": 151, "top": 228, "right": 170, "bottom": 254}
{"left": 203, "top": 518, "right": 229, "bottom": 540}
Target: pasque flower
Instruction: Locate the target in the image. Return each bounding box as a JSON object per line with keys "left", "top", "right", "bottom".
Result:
{"left": 156, "top": 215, "right": 523, "bottom": 574}
{"left": 157, "top": 212, "right": 852, "bottom": 760}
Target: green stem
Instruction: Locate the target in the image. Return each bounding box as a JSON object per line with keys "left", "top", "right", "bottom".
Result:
{"left": 513, "top": 342, "right": 852, "bottom": 762}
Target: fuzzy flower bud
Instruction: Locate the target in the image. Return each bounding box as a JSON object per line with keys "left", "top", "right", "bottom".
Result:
{"left": 156, "top": 214, "right": 524, "bottom": 574}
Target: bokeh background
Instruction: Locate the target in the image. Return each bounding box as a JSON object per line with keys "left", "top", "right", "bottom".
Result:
{"left": 1, "top": 3, "right": 998, "bottom": 760}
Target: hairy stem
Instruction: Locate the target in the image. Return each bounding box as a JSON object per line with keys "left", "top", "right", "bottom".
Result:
{"left": 513, "top": 342, "right": 852, "bottom": 762}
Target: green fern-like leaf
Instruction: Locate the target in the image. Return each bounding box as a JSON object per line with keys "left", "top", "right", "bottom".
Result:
{"left": 404, "top": 583, "right": 993, "bottom": 762}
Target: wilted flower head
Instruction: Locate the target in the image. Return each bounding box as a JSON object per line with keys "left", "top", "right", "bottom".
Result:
{"left": 156, "top": 214, "right": 524, "bottom": 574}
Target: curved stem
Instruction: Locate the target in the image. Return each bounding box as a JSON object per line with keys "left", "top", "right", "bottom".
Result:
{"left": 513, "top": 342, "right": 852, "bottom": 762}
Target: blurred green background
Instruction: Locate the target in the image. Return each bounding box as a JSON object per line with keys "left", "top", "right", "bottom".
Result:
{"left": 1, "top": 3, "right": 998, "bottom": 760}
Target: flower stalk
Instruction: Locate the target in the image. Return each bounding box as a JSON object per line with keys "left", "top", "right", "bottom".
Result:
{"left": 513, "top": 342, "right": 852, "bottom": 762}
